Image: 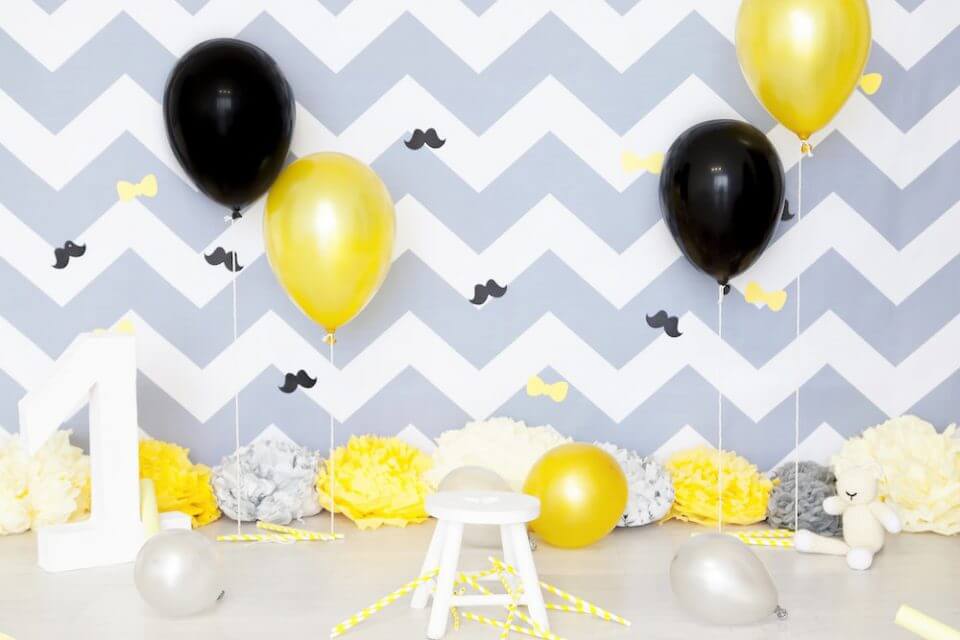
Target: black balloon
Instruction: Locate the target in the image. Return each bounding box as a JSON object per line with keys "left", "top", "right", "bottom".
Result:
{"left": 659, "top": 120, "right": 784, "bottom": 285}
{"left": 164, "top": 39, "right": 295, "bottom": 214}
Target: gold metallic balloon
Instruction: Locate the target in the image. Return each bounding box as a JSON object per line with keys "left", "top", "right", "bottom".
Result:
{"left": 523, "top": 443, "right": 627, "bottom": 549}
{"left": 264, "top": 153, "right": 395, "bottom": 334}
{"left": 736, "top": 0, "right": 871, "bottom": 146}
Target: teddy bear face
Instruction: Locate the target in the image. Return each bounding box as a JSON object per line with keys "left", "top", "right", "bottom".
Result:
{"left": 835, "top": 467, "right": 879, "bottom": 505}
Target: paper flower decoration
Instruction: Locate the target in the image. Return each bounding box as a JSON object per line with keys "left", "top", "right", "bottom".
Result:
{"left": 428, "top": 417, "right": 571, "bottom": 491}
{"left": 665, "top": 447, "right": 773, "bottom": 526}
{"left": 212, "top": 439, "right": 321, "bottom": 524}
{"left": 0, "top": 431, "right": 90, "bottom": 535}
{"left": 767, "top": 461, "right": 841, "bottom": 536}
{"left": 594, "top": 442, "right": 674, "bottom": 527}
{"left": 316, "top": 435, "right": 433, "bottom": 530}
{"left": 832, "top": 415, "right": 960, "bottom": 535}
{"left": 139, "top": 439, "right": 220, "bottom": 528}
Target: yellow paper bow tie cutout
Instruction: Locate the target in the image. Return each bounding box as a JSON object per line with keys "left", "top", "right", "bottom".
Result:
{"left": 526, "top": 375, "right": 568, "bottom": 403}
{"left": 93, "top": 318, "right": 135, "bottom": 336}
{"left": 620, "top": 150, "right": 664, "bottom": 175}
{"left": 859, "top": 73, "right": 883, "bottom": 96}
{"left": 116, "top": 174, "right": 158, "bottom": 202}
{"left": 744, "top": 281, "right": 787, "bottom": 312}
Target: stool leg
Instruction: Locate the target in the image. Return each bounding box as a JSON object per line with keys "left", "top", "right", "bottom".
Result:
{"left": 412, "top": 520, "right": 447, "bottom": 609}
{"left": 507, "top": 523, "right": 549, "bottom": 632}
{"left": 427, "top": 521, "right": 463, "bottom": 639}
{"left": 499, "top": 524, "right": 519, "bottom": 590}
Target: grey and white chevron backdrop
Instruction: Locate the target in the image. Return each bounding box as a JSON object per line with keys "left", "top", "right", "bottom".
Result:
{"left": 1, "top": 0, "right": 958, "bottom": 469}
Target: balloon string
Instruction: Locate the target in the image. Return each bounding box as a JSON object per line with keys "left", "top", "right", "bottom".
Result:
{"left": 329, "top": 335, "right": 336, "bottom": 537}
{"left": 717, "top": 283, "right": 724, "bottom": 534}
{"left": 794, "top": 151, "right": 804, "bottom": 532}
{"left": 230, "top": 212, "right": 242, "bottom": 536}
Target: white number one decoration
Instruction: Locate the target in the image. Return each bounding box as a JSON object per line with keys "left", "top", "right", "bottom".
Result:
{"left": 19, "top": 333, "right": 145, "bottom": 572}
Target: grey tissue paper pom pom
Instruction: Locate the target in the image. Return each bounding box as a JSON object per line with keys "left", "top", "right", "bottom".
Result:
{"left": 212, "top": 439, "right": 321, "bottom": 524}
{"left": 767, "top": 461, "right": 842, "bottom": 536}
{"left": 595, "top": 442, "right": 674, "bottom": 527}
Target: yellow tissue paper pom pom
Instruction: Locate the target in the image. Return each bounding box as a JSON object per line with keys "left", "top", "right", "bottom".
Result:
{"left": 139, "top": 439, "right": 220, "bottom": 528}
{"left": 0, "top": 431, "right": 90, "bottom": 535}
{"left": 833, "top": 416, "right": 960, "bottom": 535}
{"left": 316, "top": 435, "right": 433, "bottom": 530}
{"left": 665, "top": 447, "right": 773, "bottom": 526}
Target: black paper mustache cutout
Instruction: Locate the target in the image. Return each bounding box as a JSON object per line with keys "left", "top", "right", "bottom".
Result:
{"left": 204, "top": 247, "right": 244, "bottom": 272}
{"left": 781, "top": 199, "right": 794, "bottom": 221}
{"left": 469, "top": 279, "right": 508, "bottom": 305}
{"left": 646, "top": 310, "right": 682, "bottom": 338}
{"left": 52, "top": 240, "right": 86, "bottom": 269}
{"left": 405, "top": 128, "right": 446, "bottom": 150}
{"left": 278, "top": 370, "right": 317, "bottom": 393}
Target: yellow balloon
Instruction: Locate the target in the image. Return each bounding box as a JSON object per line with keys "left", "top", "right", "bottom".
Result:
{"left": 523, "top": 443, "right": 627, "bottom": 549}
{"left": 736, "top": 0, "right": 871, "bottom": 145}
{"left": 264, "top": 153, "right": 395, "bottom": 334}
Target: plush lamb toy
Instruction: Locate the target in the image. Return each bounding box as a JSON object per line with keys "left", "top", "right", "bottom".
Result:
{"left": 794, "top": 465, "right": 900, "bottom": 570}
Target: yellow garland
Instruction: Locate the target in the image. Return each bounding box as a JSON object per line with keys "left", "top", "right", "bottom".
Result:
{"left": 316, "top": 435, "right": 432, "bottom": 530}
{"left": 139, "top": 439, "right": 220, "bottom": 528}
{"left": 664, "top": 447, "right": 773, "bottom": 526}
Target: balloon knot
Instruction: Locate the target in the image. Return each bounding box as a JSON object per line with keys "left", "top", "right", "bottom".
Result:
{"left": 800, "top": 141, "right": 813, "bottom": 156}
{"left": 775, "top": 606, "right": 788, "bottom": 620}
{"left": 323, "top": 333, "right": 337, "bottom": 346}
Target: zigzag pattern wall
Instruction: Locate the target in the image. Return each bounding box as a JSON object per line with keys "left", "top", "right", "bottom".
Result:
{"left": 1, "top": 0, "right": 958, "bottom": 469}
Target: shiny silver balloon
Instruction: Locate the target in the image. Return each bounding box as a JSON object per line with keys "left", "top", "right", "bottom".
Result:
{"left": 670, "top": 534, "right": 785, "bottom": 625}
{"left": 135, "top": 530, "right": 224, "bottom": 617}
{"left": 438, "top": 466, "right": 511, "bottom": 547}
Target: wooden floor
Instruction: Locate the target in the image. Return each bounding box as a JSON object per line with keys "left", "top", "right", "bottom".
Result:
{"left": 1, "top": 515, "right": 957, "bottom": 639}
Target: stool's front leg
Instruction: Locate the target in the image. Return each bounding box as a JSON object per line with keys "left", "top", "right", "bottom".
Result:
{"left": 412, "top": 520, "right": 447, "bottom": 609}
{"left": 508, "top": 523, "right": 549, "bottom": 632}
{"left": 427, "top": 522, "right": 464, "bottom": 639}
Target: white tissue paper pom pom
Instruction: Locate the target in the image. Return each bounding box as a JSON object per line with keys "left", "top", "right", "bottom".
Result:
{"left": 594, "top": 442, "right": 674, "bottom": 527}
{"left": 212, "top": 439, "right": 321, "bottom": 524}
{"left": 428, "top": 417, "right": 571, "bottom": 491}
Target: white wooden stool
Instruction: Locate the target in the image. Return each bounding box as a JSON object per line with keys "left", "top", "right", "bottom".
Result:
{"left": 411, "top": 491, "right": 549, "bottom": 639}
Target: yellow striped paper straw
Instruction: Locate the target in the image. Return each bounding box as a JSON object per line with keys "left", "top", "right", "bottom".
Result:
{"left": 738, "top": 536, "right": 794, "bottom": 549}
{"left": 256, "top": 521, "right": 343, "bottom": 540}
{"left": 490, "top": 558, "right": 630, "bottom": 627}
{"left": 329, "top": 569, "right": 439, "bottom": 638}
{"left": 462, "top": 612, "right": 567, "bottom": 640}
{"left": 217, "top": 533, "right": 301, "bottom": 543}
{"left": 456, "top": 568, "right": 558, "bottom": 639}
{"left": 498, "top": 570, "right": 524, "bottom": 639}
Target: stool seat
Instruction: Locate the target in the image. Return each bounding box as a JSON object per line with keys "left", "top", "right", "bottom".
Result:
{"left": 426, "top": 491, "right": 539, "bottom": 525}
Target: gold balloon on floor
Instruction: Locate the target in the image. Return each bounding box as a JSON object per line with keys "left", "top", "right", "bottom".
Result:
{"left": 523, "top": 443, "right": 627, "bottom": 549}
{"left": 264, "top": 153, "right": 395, "bottom": 334}
{"left": 736, "top": 0, "right": 871, "bottom": 150}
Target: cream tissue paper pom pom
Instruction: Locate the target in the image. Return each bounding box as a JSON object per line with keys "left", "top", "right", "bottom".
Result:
{"left": 0, "top": 439, "right": 31, "bottom": 534}
{"left": 428, "top": 417, "right": 571, "bottom": 491}
{"left": 0, "top": 431, "right": 90, "bottom": 535}
{"left": 595, "top": 442, "right": 674, "bottom": 527}
{"left": 832, "top": 415, "right": 960, "bottom": 535}
{"left": 212, "top": 439, "right": 321, "bottom": 524}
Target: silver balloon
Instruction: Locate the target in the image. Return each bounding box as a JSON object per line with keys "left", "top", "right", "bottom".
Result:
{"left": 670, "top": 534, "right": 785, "bottom": 625}
{"left": 438, "top": 466, "right": 511, "bottom": 547}
{"left": 135, "top": 530, "right": 224, "bottom": 617}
